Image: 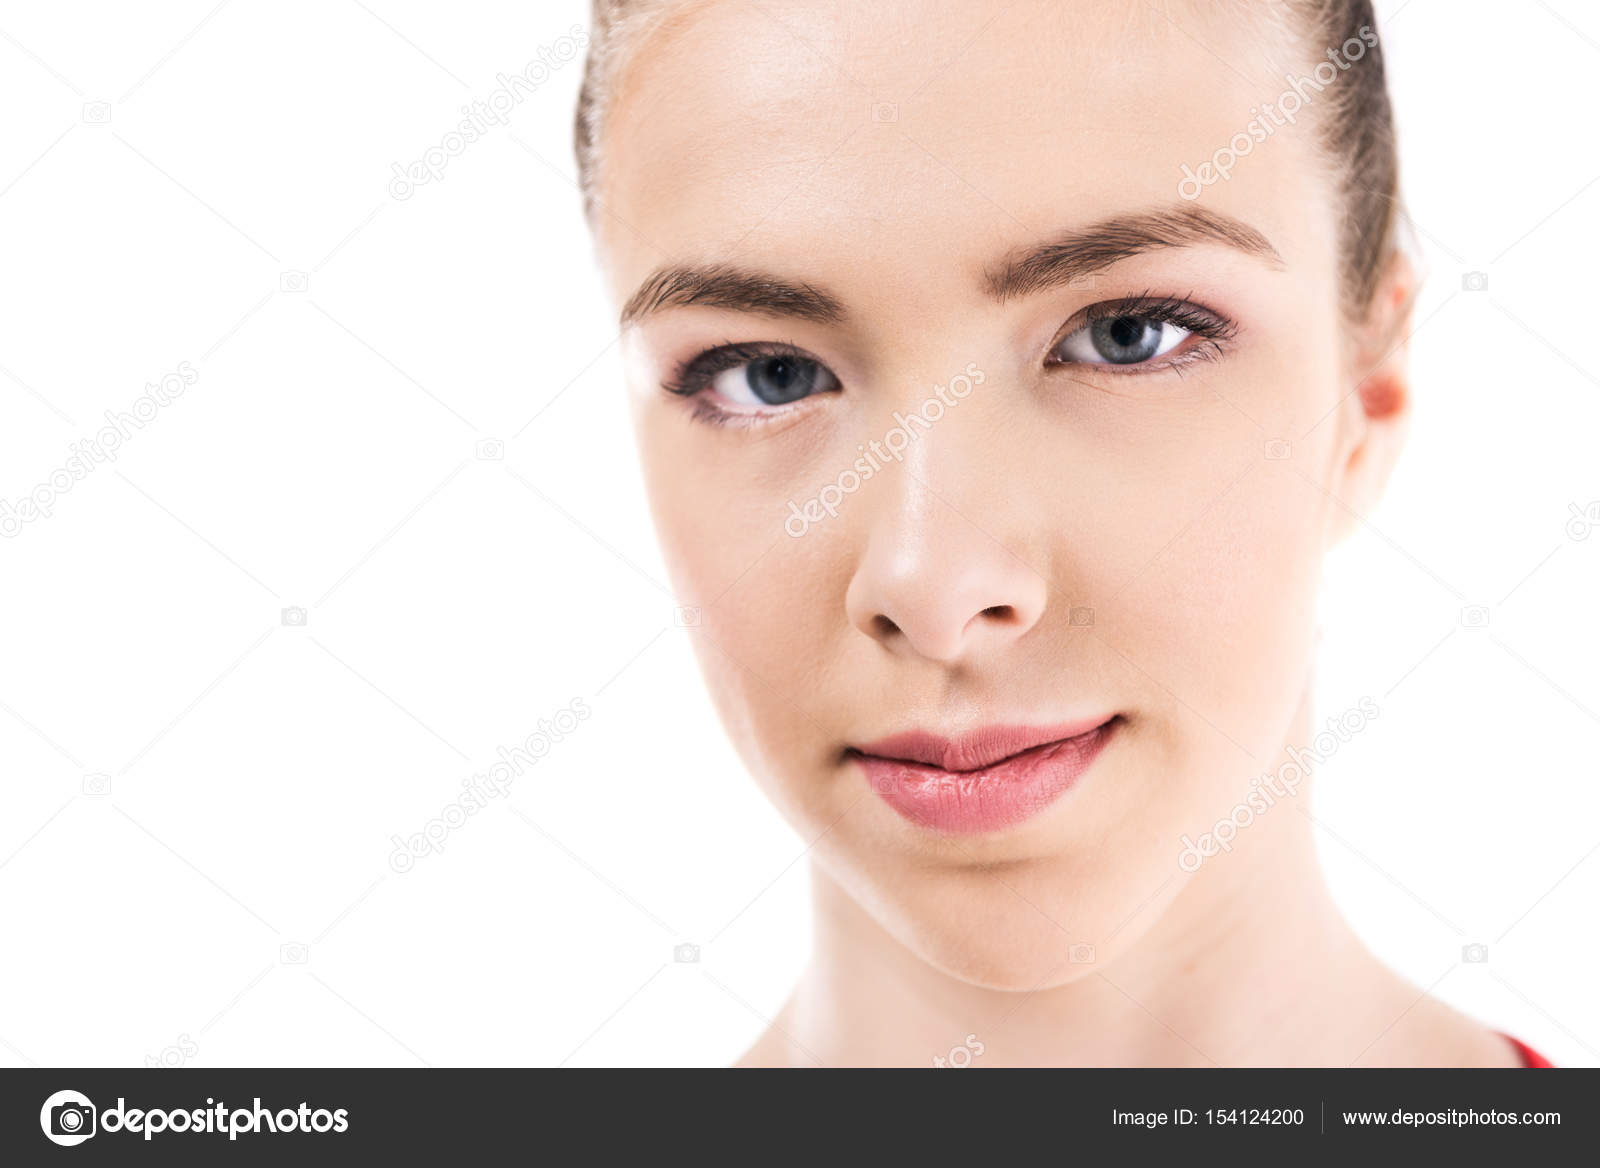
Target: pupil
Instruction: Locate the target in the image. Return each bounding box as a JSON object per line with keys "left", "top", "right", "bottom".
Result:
{"left": 764, "top": 359, "right": 794, "bottom": 388}
{"left": 747, "top": 356, "right": 814, "bottom": 404}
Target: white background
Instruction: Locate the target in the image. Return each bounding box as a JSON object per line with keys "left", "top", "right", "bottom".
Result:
{"left": 1, "top": 0, "right": 1595, "bottom": 1068}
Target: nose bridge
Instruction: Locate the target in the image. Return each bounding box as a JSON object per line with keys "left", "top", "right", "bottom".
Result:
{"left": 870, "top": 382, "right": 987, "bottom": 541}
{"left": 866, "top": 350, "right": 992, "bottom": 506}
{"left": 844, "top": 372, "right": 1048, "bottom": 662}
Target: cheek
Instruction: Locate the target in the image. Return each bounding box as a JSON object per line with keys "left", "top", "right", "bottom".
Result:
{"left": 1111, "top": 459, "right": 1330, "bottom": 754}
{"left": 631, "top": 408, "right": 850, "bottom": 790}
{"left": 631, "top": 400, "right": 792, "bottom": 603}
{"left": 1061, "top": 330, "right": 1340, "bottom": 741}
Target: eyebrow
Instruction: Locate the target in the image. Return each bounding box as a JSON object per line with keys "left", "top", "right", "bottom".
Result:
{"left": 984, "top": 206, "right": 1283, "bottom": 301}
{"left": 619, "top": 205, "right": 1282, "bottom": 327}
{"left": 620, "top": 263, "right": 847, "bottom": 327}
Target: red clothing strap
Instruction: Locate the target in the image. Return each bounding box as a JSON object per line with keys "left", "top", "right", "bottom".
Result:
{"left": 1502, "top": 1034, "right": 1555, "bottom": 1067}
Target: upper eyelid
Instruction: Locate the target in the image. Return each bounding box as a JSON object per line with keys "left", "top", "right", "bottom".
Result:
{"left": 667, "top": 341, "right": 798, "bottom": 388}
{"left": 1073, "top": 294, "right": 1231, "bottom": 328}
{"left": 682, "top": 339, "right": 813, "bottom": 373}
{"left": 666, "top": 341, "right": 841, "bottom": 402}
{"left": 1043, "top": 297, "right": 1237, "bottom": 371}
{"left": 1048, "top": 297, "right": 1235, "bottom": 348}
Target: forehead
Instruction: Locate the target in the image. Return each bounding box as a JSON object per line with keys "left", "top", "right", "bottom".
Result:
{"left": 603, "top": 0, "right": 1330, "bottom": 299}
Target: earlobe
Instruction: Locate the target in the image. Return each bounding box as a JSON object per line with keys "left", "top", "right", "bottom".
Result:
{"left": 1357, "top": 358, "right": 1407, "bottom": 422}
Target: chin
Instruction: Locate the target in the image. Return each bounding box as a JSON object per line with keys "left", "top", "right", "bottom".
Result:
{"left": 821, "top": 846, "right": 1168, "bottom": 993}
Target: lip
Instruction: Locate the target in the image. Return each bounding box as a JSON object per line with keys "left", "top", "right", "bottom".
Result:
{"left": 849, "top": 716, "right": 1118, "bottom": 834}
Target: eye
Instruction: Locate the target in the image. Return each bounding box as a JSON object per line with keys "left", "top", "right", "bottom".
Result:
{"left": 1052, "top": 315, "right": 1188, "bottom": 366}
{"left": 665, "top": 342, "right": 842, "bottom": 416}
{"left": 1045, "top": 296, "right": 1236, "bottom": 373}
{"left": 715, "top": 353, "right": 834, "bottom": 407}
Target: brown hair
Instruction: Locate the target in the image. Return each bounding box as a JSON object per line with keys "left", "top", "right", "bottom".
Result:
{"left": 575, "top": 0, "right": 1401, "bottom": 318}
{"left": 1292, "top": 0, "right": 1402, "bottom": 319}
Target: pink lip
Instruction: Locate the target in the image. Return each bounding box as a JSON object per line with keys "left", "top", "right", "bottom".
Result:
{"left": 849, "top": 717, "right": 1118, "bottom": 834}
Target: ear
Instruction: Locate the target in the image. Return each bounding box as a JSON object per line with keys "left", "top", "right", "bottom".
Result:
{"left": 1325, "top": 252, "right": 1416, "bottom": 547}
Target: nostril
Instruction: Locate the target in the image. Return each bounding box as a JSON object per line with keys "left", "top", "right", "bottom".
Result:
{"left": 872, "top": 614, "right": 901, "bottom": 639}
{"left": 980, "top": 605, "right": 1015, "bottom": 621}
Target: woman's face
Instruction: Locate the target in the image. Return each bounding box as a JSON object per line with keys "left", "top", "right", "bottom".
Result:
{"left": 600, "top": 0, "right": 1398, "bottom": 988}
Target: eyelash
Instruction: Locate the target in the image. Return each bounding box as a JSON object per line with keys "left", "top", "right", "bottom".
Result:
{"left": 662, "top": 294, "right": 1239, "bottom": 423}
{"left": 663, "top": 340, "right": 793, "bottom": 398}
{"left": 661, "top": 340, "right": 823, "bottom": 429}
{"left": 1047, "top": 291, "right": 1238, "bottom": 375}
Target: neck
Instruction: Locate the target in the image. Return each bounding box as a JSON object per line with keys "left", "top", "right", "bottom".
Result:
{"left": 766, "top": 694, "right": 1505, "bottom": 1067}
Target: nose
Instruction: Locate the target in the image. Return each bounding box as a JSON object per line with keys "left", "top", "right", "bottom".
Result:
{"left": 845, "top": 476, "right": 1047, "bottom": 663}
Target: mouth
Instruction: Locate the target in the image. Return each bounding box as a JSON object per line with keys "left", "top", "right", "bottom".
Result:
{"left": 847, "top": 716, "right": 1120, "bottom": 834}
